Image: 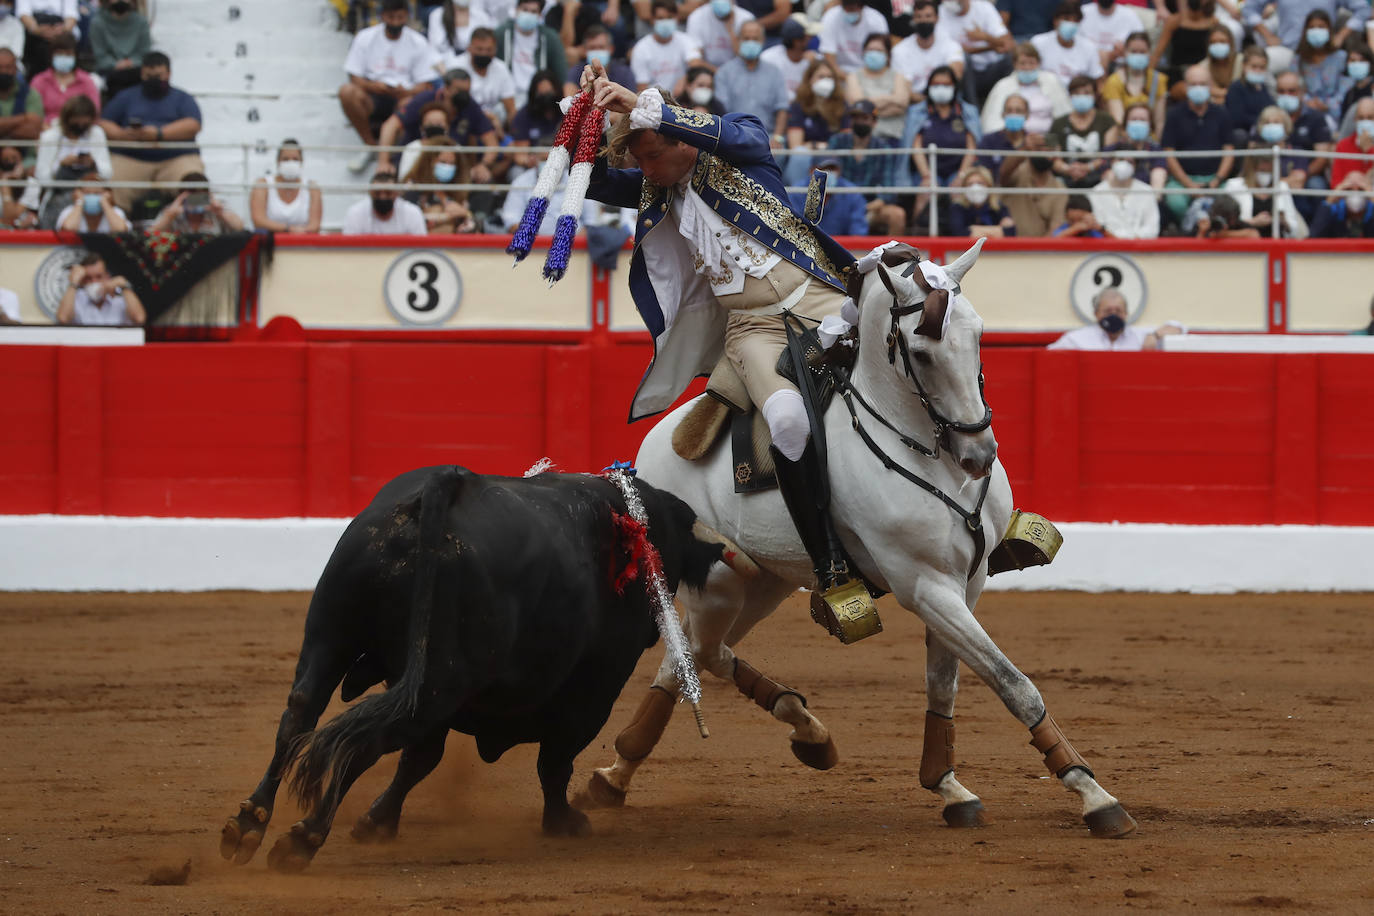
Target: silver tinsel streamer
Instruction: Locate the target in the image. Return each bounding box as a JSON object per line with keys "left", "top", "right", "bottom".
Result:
{"left": 607, "top": 470, "right": 702, "bottom": 707}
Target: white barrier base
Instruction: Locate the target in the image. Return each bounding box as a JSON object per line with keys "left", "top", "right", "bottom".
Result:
{"left": 1, "top": 516, "right": 1370, "bottom": 593}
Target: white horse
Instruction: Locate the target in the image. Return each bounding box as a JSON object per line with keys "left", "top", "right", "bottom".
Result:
{"left": 581, "top": 239, "right": 1137, "bottom": 837}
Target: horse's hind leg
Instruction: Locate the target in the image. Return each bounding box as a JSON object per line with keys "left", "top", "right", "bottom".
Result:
{"left": 913, "top": 577, "right": 1136, "bottom": 838}
{"left": 351, "top": 728, "right": 448, "bottom": 843}
{"left": 920, "top": 631, "right": 985, "bottom": 827}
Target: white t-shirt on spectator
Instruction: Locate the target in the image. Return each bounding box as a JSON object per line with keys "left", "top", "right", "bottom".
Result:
{"left": 0, "top": 17, "right": 24, "bottom": 61}
{"left": 507, "top": 27, "right": 544, "bottom": 106}
{"left": 344, "top": 23, "right": 439, "bottom": 88}
{"left": 54, "top": 203, "right": 129, "bottom": 233}
{"left": 35, "top": 123, "right": 111, "bottom": 181}
{"left": 342, "top": 197, "right": 428, "bottom": 235}
{"left": 16, "top": 0, "right": 77, "bottom": 20}
{"left": 1047, "top": 323, "right": 1151, "bottom": 350}
{"left": 0, "top": 287, "right": 19, "bottom": 323}
{"left": 71, "top": 287, "right": 135, "bottom": 327}
{"left": 454, "top": 51, "right": 517, "bottom": 127}
{"left": 1029, "top": 31, "right": 1103, "bottom": 83}
{"left": 630, "top": 31, "right": 703, "bottom": 91}
{"left": 937, "top": 0, "right": 1008, "bottom": 72}
{"left": 428, "top": 4, "right": 493, "bottom": 67}
{"left": 759, "top": 45, "right": 811, "bottom": 101}
{"left": 479, "top": 0, "right": 516, "bottom": 24}
{"left": 686, "top": 4, "right": 755, "bottom": 68}
{"left": 1077, "top": 2, "right": 1142, "bottom": 57}
{"left": 817, "top": 5, "right": 889, "bottom": 74}
{"left": 1089, "top": 178, "right": 1160, "bottom": 239}
{"left": 890, "top": 33, "right": 965, "bottom": 94}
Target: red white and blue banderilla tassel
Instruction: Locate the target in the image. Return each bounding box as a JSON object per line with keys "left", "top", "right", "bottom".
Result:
{"left": 506, "top": 91, "right": 605, "bottom": 283}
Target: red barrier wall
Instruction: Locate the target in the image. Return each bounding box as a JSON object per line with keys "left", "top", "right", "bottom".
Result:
{"left": 4, "top": 341, "right": 1374, "bottom": 524}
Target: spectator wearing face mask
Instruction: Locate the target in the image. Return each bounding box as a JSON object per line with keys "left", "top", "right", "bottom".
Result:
{"left": 1244, "top": 0, "right": 1367, "bottom": 73}
{"left": 1078, "top": 0, "right": 1142, "bottom": 73}
{"left": 1161, "top": 62, "right": 1235, "bottom": 221}
{"left": 509, "top": 69, "right": 563, "bottom": 174}
{"left": 1202, "top": 24, "right": 1240, "bottom": 106}
{"left": 845, "top": 32, "right": 909, "bottom": 142}
{"left": 1103, "top": 31, "right": 1168, "bottom": 129}
{"left": 683, "top": 65, "right": 726, "bottom": 115}
{"left": 16, "top": 0, "right": 77, "bottom": 77}
{"left": 344, "top": 167, "right": 428, "bottom": 235}
{"left": 55, "top": 170, "right": 127, "bottom": 231}
{"left": 1338, "top": 41, "right": 1372, "bottom": 135}
{"left": 429, "top": 0, "right": 493, "bottom": 67}
{"left": 89, "top": 0, "right": 150, "bottom": 99}
{"left": 1049, "top": 286, "right": 1180, "bottom": 350}
{"left": 1002, "top": 133, "right": 1068, "bottom": 235}
{"left": 947, "top": 165, "right": 1015, "bottom": 237}
{"left": 1152, "top": 0, "right": 1219, "bottom": 91}
{"left": 563, "top": 24, "right": 634, "bottom": 97}
{"left": 455, "top": 28, "right": 517, "bottom": 130}
{"left": 0, "top": 2, "right": 25, "bottom": 66}
{"left": 631, "top": 0, "right": 704, "bottom": 96}
{"left": 1090, "top": 152, "right": 1159, "bottom": 237}
{"left": 784, "top": 59, "right": 848, "bottom": 185}
{"left": 715, "top": 19, "right": 789, "bottom": 143}
{"left": 1295, "top": 9, "right": 1348, "bottom": 127}
{"left": 378, "top": 70, "right": 494, "bottom": 169}
{"left": 149, "top": 171, "right": 244, "bottom": 235}
{"left": 981, "top": 41, "right": 1070, "bottom": 135}
{"left": 34, "top": 94, "right": 108, "bottom": 223}
{"left": 249, "top": 140, "right": 322, "bottom": 233}
{"left": 1331, "top": 97, "right": 1374, "bottom": 187}
{"left": 891, "top": 0, "right": 965, "bottom": 99}
{"left": 404, "top": 139, "right": 474, "bottom": 233}
{"left": 687, "top": 0, "right": 755, "bottom": 69}
{"left": 0, "top": 47, "right": 41, "bottom": 152}
{"left": 981, "top": 92, "right": 1029, "bottom": 177}
{"left": 1048, "top": 75, "right": 1119, "bottom": 188}
{"left": 819, "top": 0, "right": 888, "bottom": 75}
{"left": 1226, "top": 46, "right": 1275, "bottom": 136}
{"left": 29, "top": 31, "right": 96, "bottom": 125}
{"left": 1220, "top": 140, "right": 1309, "bottom": 237}
{"left": 760, "top": 17, "right": 815, "bottom": 103}
{"left": 824, "top": 99, "right": 906, "bottom": 235}
{"left": 938, "top": 0, "right": 1012, "bottom": 106}
{"left": 97, "top": 52, "right": 204, "bottom": 212}
{"left": 1310, "top": 170, "right": 1374, "bottom": 237}
{"left": 1107, "top": 102, "right": 1168, "bottom": 193}
{"left": 1274, "top": 68, "right": 1334, "bottom": 216}
{"left": 909, "top": 65, "right": 977, "bottom": 188}
{"left": 57, "top": 251, "right": 145, "bottom": 327}
{"left": 1029, "top": 2, "right": 1103, "bottom": 85}
{"left": 495, "top": 0, "right": 568, "bottom": 106}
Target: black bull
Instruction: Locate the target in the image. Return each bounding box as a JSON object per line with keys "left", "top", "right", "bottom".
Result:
{"left": 219, "top": 465, "right": 748, "bottom": 872}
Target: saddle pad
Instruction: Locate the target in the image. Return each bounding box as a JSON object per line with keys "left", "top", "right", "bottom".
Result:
{"left": 671, "top": 395, "right": 733, "bottom": 461}
{"left": 732, "top": 409, "right": 777, "bottom": 493}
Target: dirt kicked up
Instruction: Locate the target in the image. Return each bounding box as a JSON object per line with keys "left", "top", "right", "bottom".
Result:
{"left": 0, "top": 590, "right": 1371, "bottom": 913}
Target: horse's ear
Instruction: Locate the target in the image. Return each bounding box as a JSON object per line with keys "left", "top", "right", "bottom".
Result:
{"left": 876, "top": 262, "right": 896, "bottom": 297}
{"left": 944, "top": 237, "right": 986, "bottom": 286}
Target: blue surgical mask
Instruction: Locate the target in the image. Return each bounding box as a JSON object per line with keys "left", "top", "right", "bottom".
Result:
{"left": 1356, "top": 118, "right": 1374, "bottom": 138}
{"left": 586, "top": 49, "right": 611, "bottom": 68}
{"left": 1305, "top": 27, "right": 1329, "bottom": 47}
{"left": 927, "top": 84, "right": 954, "bottom": 104}
{"left": 1057, "top": 20, "right": 1078, "bottom": 41}
{"left": 433, "top": 161, "right": 457, "bottom": 182}
{"left": 653, "top": 18, "right": 676, "bottom": 39}
{"left": 1349, "top": 61, "right": 1371, "bottom": 81}
{"left": 711, "top": 0, "right": 731, "bottom": 17}
{"left": 1244, "top": 69, "right": 1266, "bottom": 85}
{"left": 1125, "top": 119, "right": 1150, "bottom": 141}
{"left": 1259, "top": 121, "right": 1285, "bottom": 144}
{"left": 1070, "top": 93, "right": 1094, "bottom": 114}
{"left": 1016, "top": 68, "right": 1039, "bottom": 85}
{"left": 515, "top": 9, "right": 539, "bottom": 32}
{"left": 1208, "top": 42, "right": 1230, "bottom": 60}
{"left": 1276, "top": 93, "right": 1300, "bottom": 113}
{"left": 844, "top": 10, "right": 861, "bottom": 24}
{"left": 82, "top": 194, "right": 103, "bottom": 215}
{"left": 52, "top": 54, "right": 75, "bottom": 73}
{"left": 863, "top": 49, "right": 887, "bottom": 71}
{"left": 1003, "top": 113, "right": 1026, "bottom": 132}
{"left": 1125, "top": 52, "right": 1148, "bottom": 71}
{"left": 740, "top": 39, "right": 763, "bottom": 60}
{"left": 1186, "top": 84, "right": 1210, "bottom": 105}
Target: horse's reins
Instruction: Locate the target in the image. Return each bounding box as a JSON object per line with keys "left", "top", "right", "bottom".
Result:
{"left": 834, "top": 259, "right": 993, "bottom": 579}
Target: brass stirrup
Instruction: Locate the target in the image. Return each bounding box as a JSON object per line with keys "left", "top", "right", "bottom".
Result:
{"left": 809, "top": 577, "right": 882, "bottom": 645}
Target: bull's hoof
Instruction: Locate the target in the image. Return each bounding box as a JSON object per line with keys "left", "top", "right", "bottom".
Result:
{"left": 219, "top": 800, "right": 269, "bottom": 864}
{"left": 790, "top": 736, "right": 839, "bottom": 771}
{"left": 266, "top": 823, "right": 322, "bottom": 873}
{"left": 350, "top": 811, "right": 399, "bottom": 844}
{"left": 1084, "top": 803, "right": 1138, "bottom": 838}
{"left": 941, "top": 799, "right": 986, "bottom": 828}
{"left": 577, "top": 770, "right": 626, "bottom": 809}
{"left": 542, "top": 806, "right": 592, "bottom": 838}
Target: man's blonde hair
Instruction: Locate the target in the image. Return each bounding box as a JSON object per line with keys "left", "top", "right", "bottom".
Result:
{"left": 604, "top": 88, "right": 682, "bottom": 167}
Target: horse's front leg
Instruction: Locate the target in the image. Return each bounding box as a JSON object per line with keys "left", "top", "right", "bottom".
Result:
{"left": 913, "top": 576, "right": 1137, "bottom": 838}
{"left": 920, "top": 630, "right": 985, "bottom": 827}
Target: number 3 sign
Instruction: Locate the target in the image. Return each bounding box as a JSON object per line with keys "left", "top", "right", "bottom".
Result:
{"left": 383, "top": 250, "right": 464, "bottom": 326}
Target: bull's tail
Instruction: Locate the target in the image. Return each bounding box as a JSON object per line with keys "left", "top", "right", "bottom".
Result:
{"left": 287, "top": 466, "right": 463, "bottom": 811}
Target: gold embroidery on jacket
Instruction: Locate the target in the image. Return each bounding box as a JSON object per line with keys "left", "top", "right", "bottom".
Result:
{"left": 665, "top": 106, "right": 715, "bottom": 129}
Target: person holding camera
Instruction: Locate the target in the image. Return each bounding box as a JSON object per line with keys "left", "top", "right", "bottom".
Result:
{"left": 56, "top": 251, "right": 145, "bottom": 326}
{"left": 148, "top": 170, "right": 242, "bottom": 234}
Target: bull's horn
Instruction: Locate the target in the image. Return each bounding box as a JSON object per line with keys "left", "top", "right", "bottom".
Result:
{"left": 944, "top": 237, "right": 985, "bottom": 286}
{"left": 692, "top": 520, "right": 759, "bottom": 579}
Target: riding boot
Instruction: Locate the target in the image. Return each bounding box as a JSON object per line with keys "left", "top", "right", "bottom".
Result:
{"left": 771, "top": 444, "right": 882, "bottom": 644}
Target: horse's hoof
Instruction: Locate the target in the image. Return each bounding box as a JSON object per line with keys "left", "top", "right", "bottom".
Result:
{"left": 941, "top": 799, "right": 986, "bottom": 828}
{"left": 266, "top": 823, "right": 321, "bottom": 873}
{"left": 790, "top": 736, "right": 839, "bottom": 770}
{"left": 220, "top": 808, "right": 266, "bottom": 864}
{"left": 577, "top": 770, "right": 627, "bottom": 809}
{"left": 1084, "top": 803, "right": 1138, "bottom": 838}
{"left": 542, "top": 806, "right": 592, "bottom": 838}
{"left": 350, "top": 811, "right": 398, "bottom": 844}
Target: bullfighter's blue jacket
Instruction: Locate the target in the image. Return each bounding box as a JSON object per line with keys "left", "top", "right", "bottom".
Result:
{"left": 586, "top": 105, "right": 859, "bottom": 421}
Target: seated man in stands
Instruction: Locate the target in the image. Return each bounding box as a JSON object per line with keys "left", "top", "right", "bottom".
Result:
{"left": 1330, "top": 98, "right": 1374, "bottom": 189}
{"left": 377, "top": 68, "right": 497, "bottom": 173}
{"left": 98, "top": 51, "right": 203, "bottom": 212}
{"left": 1001, "top": 133, "right": 1068, "bottom": 236}
{"left": 1048, "top": 286, "right": 1181, "bottom": 351}
{"left": 455, "top": 27, "right": 516, "bottom": 131}
{"left": 343, "top": 166, "right": 428, "bottom": 235}
{"left": 340, "top": 0, "right": 441, "bottom": 173}
{"left": 148, "top": 171, "right": 244, "bottom": 234}
{"left": 1310, "top": 170, "right": 1374, "bottom": 238}
{"left": 563, "top": 25, "right": 634, "bottom": 98}
{"left": 57, "top": 251, "right": 146, "bottom": 327}
{"left": 55, "top": 170, "right": 128, "bottom": 232}
{"left": 0, "top": 47, "right": 42, "bottom": 152}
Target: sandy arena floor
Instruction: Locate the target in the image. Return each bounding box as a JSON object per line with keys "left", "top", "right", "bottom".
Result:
{"left": 1, "top": 590, "right": 1371, "bottom": 914}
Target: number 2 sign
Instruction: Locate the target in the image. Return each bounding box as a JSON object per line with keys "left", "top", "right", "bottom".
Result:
{"left": 383, "top": 250, "right": 464, "bottom": 326}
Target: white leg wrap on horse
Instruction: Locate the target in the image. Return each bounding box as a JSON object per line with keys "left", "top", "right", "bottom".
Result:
{"left": 762, "top": 389, "right": 809, "bottom": 462}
